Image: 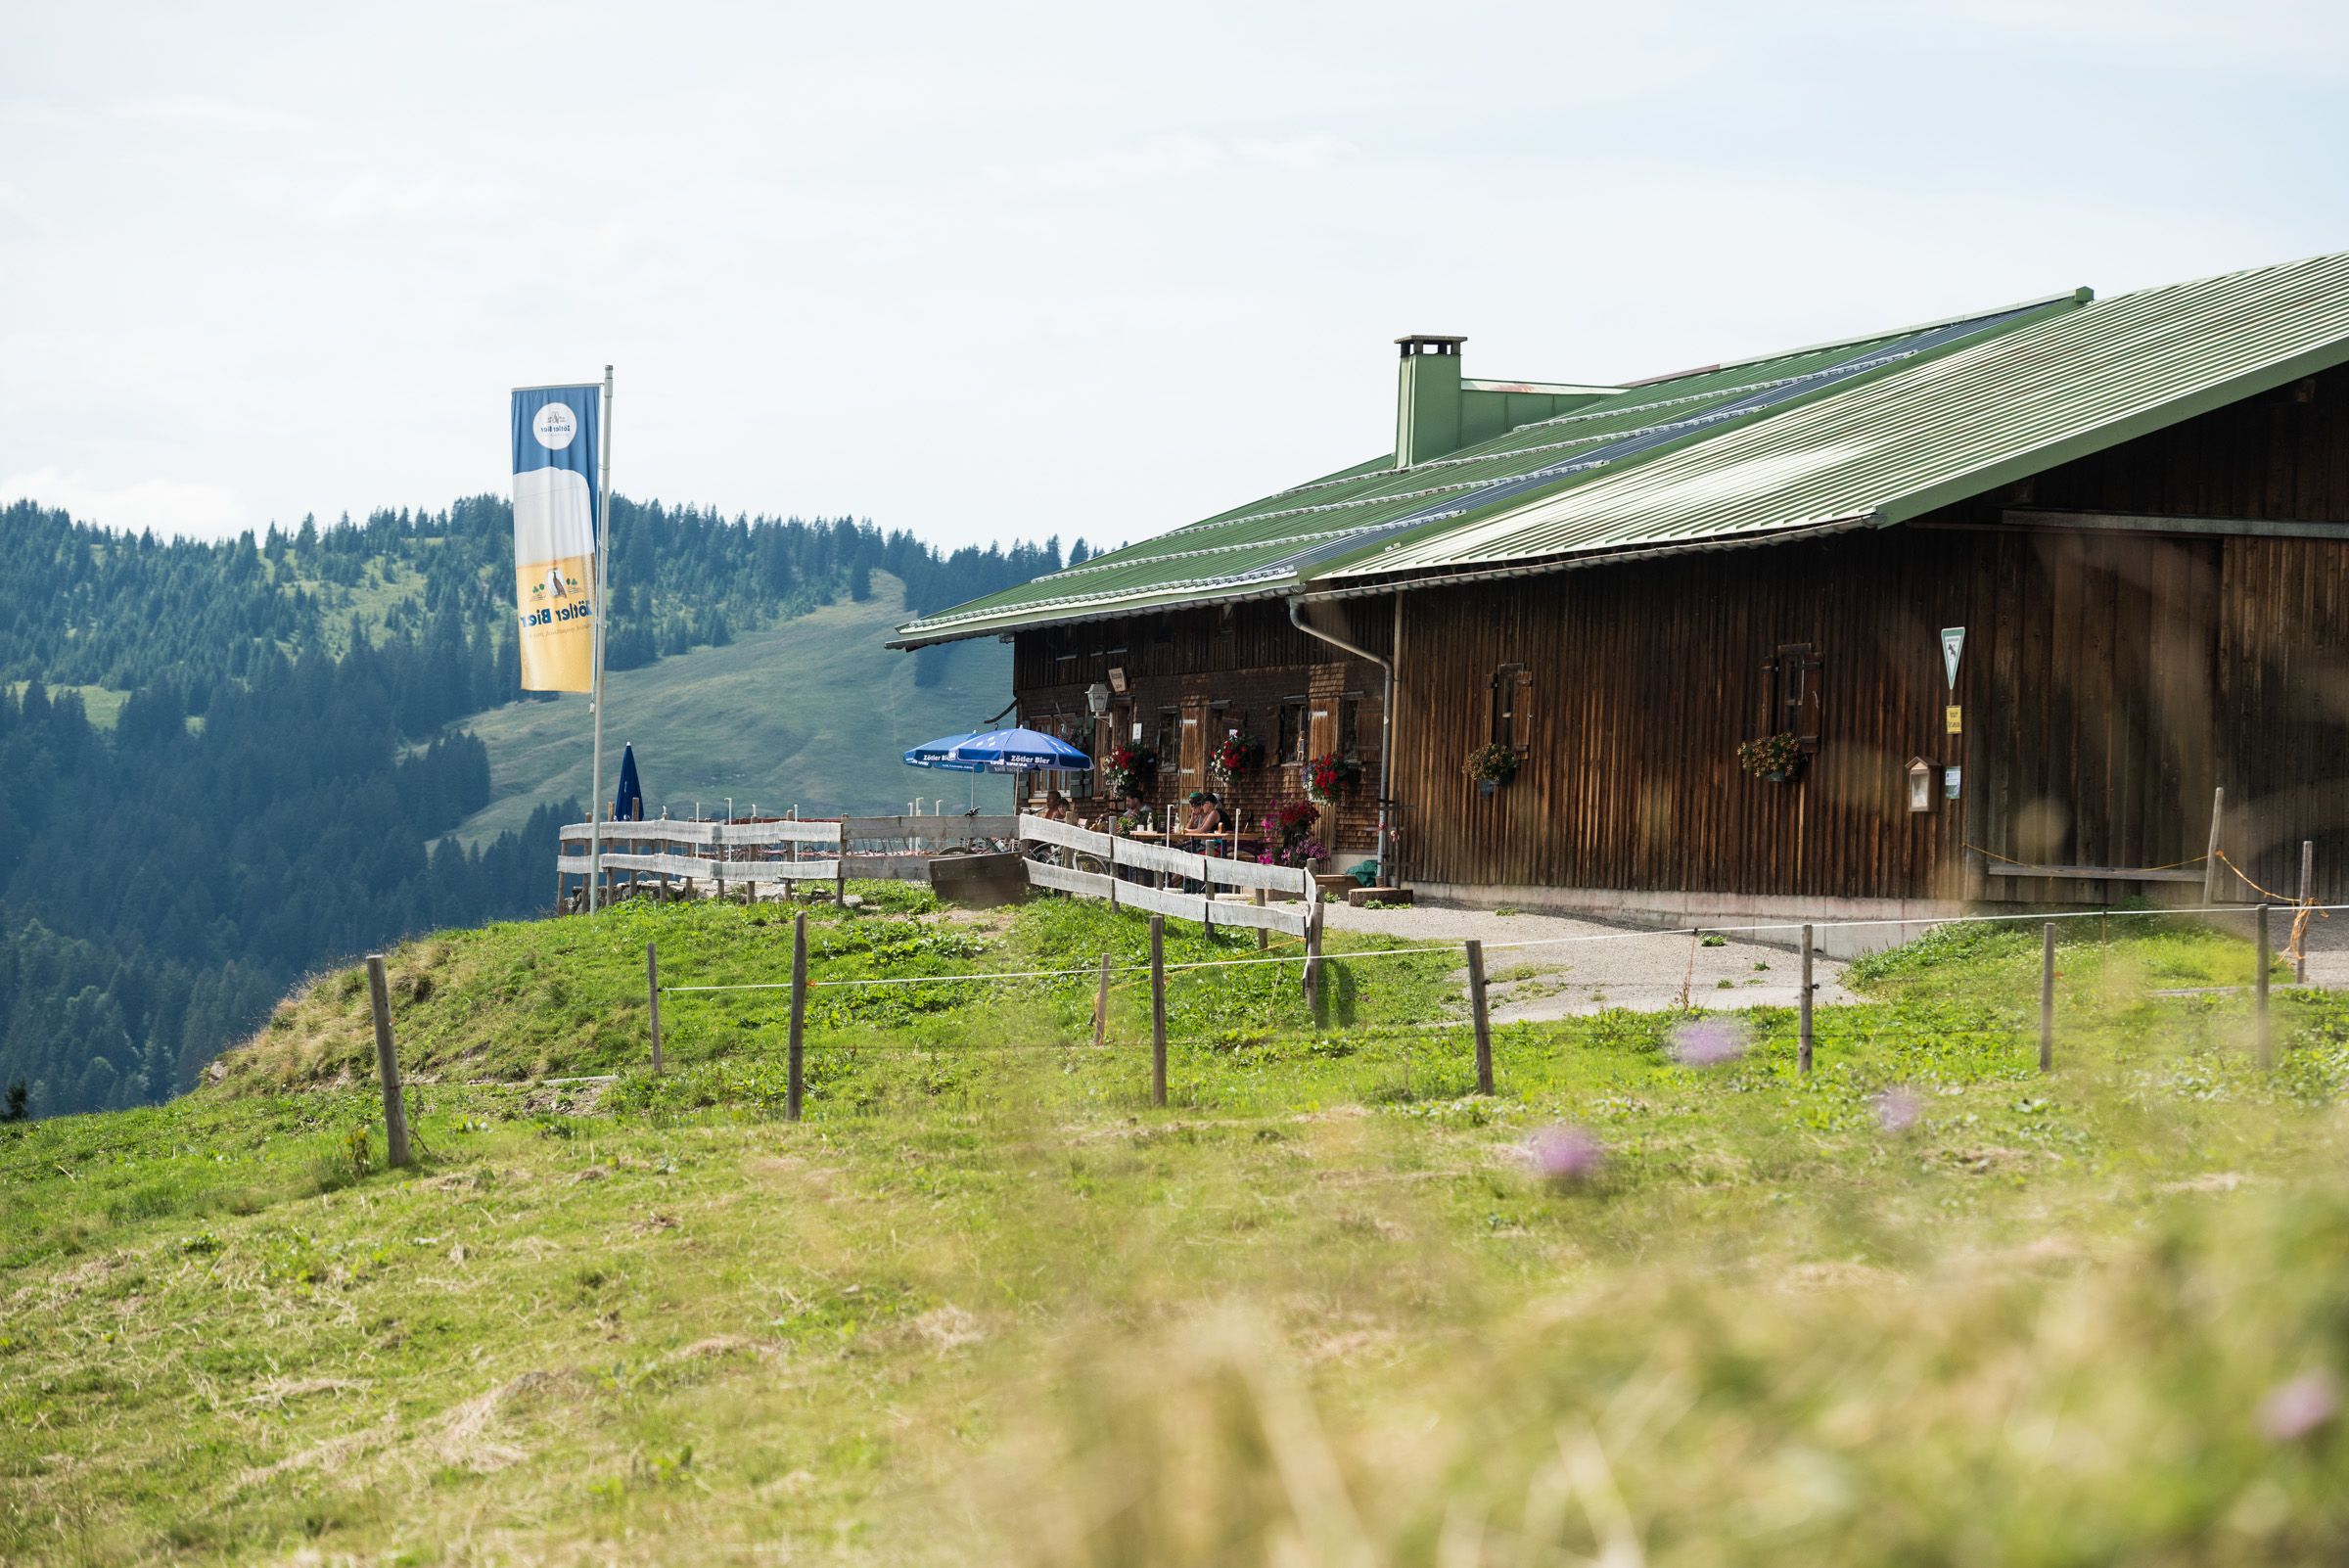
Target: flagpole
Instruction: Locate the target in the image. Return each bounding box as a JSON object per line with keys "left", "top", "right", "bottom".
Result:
{"left": 588, "top": 364, "right": 614, "bottom": 912}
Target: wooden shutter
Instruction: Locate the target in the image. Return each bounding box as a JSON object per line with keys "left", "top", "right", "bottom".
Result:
{"left": 1092, "top": 714, "right": 1116, "bottom": 799}
{"left": 1509, "top": 667, "right": 1534, "bottom": 753}
{"left": 1178, "top": 696, "right": 1207, "bottom": 790}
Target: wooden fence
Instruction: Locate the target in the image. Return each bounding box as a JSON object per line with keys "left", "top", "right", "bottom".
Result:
{"left": 557, "top": 815, "right": 1018, "bottom": 904}
{"left": 1015, "top": 814, "right": 1317, "bottom": 938}
{"left": 555, "top": 811, "right": 1318, "bottom": 939}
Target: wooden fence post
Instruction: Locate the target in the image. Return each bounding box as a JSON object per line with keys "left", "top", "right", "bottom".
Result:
{"left": 1092, "top": 952, "right": 1111, "bottom": 1048}
{"left": 646, "top": 941, "right": 664, "bottom": 1074}
{"left": 2256, "top": 902, "right": 2274, "bottom": 1069}
{"left": 364, "top": 954, "right": 411, "bottom": 1169}
{"left": 1797, "top": 925, "right": 1814, "bottom": 1079}
{"left": 1465, "top": 939, "right": 1494, "bottom": 1095}
{"left": 2039, "top": 923, "right": 2056, "bottom": 1073}
{"left": 787, "top": 911, "right": 808, "bottom": 1121}
{"left": 1149, "top": 915, "right": 1168, "bottom": 1108}
{"left": 1254, "top": 887, "right": 1268, "bottom": 951}
{"left": 2203, "top": 786, "right": 2226, "bottom": 904}
{"left": 834, "top": 823, "right": 848, "bottom": 909}
{"left": 1303, "top": 897, "right": 1324, "bottom": 1009}
{"left": 2297, "top": 841, "right": 2314, "bottom": 986}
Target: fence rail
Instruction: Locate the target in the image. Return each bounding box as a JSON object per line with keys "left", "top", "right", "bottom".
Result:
{"left": 1012, "top": 813, "right": 1317, "bottom": 938}
{"left": 553, "top": 811, "right": 1319, "bottom": 937}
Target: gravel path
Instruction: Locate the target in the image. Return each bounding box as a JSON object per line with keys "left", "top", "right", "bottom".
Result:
{"left": 1321, "top": 902, "right": 1859, "bottom": 1020}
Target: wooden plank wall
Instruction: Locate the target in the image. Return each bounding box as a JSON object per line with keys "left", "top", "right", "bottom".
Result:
{"left": 1011, "top": 600, "right": 1388, "bottom": 853}
{"left": 1387, "top": 531, "right": 1969, "bottom": 900}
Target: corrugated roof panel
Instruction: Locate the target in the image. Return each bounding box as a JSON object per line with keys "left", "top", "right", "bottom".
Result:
{"left": 1335, "top": 251, "right": 2349, "bottom": 581}
{"left": 892, "top": 285, "right": 2087, "bottom": 646}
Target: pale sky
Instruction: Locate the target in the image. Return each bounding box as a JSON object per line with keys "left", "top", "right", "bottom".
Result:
{"left": 4, "top": 0, "right": 2345, "bottom": 552}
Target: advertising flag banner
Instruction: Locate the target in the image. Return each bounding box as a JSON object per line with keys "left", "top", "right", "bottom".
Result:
{"left": 511, "top": 385, "right": 602, "bottom": 692}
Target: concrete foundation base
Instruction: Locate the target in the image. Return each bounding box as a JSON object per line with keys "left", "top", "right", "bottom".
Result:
{"left": 1406, "top": 882, "right": 1969, "bottom": 958}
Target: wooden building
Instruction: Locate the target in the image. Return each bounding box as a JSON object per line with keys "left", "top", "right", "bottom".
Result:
{"left": 897, "top": 253, "right": 2349, "bottom": 931}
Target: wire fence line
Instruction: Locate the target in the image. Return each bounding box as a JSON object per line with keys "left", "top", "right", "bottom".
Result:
{"left": 655, "top": 900, "right": 2349, "bottom": 998}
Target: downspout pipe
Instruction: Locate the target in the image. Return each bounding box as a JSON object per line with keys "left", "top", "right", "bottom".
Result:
{"left": 1287, "top": 595, "right": 1395, "bottom": 879}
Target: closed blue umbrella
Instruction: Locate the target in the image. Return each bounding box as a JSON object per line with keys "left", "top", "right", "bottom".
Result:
{"left": 612, "top": 742, "right": 644, "bottom": 822}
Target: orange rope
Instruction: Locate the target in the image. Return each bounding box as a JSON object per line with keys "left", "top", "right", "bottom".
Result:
{"left": 2214, "top": 849, "right": 2326, "bottom": 961}
{"left": 1962, "top": 842, "right": 2209, "bottom": 874}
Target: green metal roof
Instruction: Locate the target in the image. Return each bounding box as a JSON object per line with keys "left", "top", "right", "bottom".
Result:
{"left": 1326, "top": 250, "right": 2349, "bottom": 587}
{"left": 896, "top": 267, "right": 2321, "bottom": 646}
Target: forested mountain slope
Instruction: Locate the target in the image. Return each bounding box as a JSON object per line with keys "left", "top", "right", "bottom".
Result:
{"left": 0, "top": 499, "right": 1067, "bottom": 1118}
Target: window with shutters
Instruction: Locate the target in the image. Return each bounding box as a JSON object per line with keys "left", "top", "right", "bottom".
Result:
{"left": 1490, "top": 664, "right": 1533, "bottom": 754}
{"left": 1763, "top": 643, "right": 1823, "bottom": 748}
{"left": 1154, "top": 706, "right": 1178, "bottom": 761}
{"left": 1277, "top": 697, "right": 1310, "bottom": 766}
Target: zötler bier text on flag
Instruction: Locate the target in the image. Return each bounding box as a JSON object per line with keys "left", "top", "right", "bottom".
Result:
{"left": 510, "top": 385, "right": 601, "bottom": 692}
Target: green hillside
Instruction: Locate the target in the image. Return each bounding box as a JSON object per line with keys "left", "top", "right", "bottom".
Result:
{"left": 8, "top": 902, "right": 2349, "bottom": 1564}
{"left": 452, "top": 575, "right": 1014, "bottom": 844}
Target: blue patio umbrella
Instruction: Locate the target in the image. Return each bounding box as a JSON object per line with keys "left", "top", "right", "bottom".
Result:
{"left": 945, "top": 727, "right": 1093, "bottom": 774}
{"left": 902, "top": 732, "right": 988, "bottom": 773}
{"left": 612, "top": 742, "right": 644, "bottom": 822}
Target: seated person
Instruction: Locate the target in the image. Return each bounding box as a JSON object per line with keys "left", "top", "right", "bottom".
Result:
{"left": 1195, "top": 793, "right": 1228, "bottom": 836}
{"left": 1180, "top": 790, "right": 1209, "bottom": 834}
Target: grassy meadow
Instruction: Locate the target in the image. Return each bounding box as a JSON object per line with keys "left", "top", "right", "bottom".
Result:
{"left": 6, "top": 896, "right": 2349, "bottom": 1564}
{"left": 446, "top": 576, "right": 1014, "bottom": 845}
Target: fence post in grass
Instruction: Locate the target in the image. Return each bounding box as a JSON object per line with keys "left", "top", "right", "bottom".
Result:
{"left": 834, "top": 825, "right": 848, "bottom": 910}
{"left": 1465, "top": 939, "right": 1494, "bottom": 1095}
{"left": 1797, "top": 924, "right": 1815, "bottom": 1079}
{"left": 1254, "top": 886, "right": 1268, "bottom": 951}
{"left": 1303, "top": 897, "right": 1325, "bottom": 1009}
{"left": 2297, "top": 841, "right": 2314, "bottom": 986}
{"left": 1149, "top": 915, "right": 1168, "bottom": 1108}
{"left": 2256, "top": 902, "right": 2274, "bottom": 1069}
{"left": 2039, "top": 923, "right": 2057, "bottom": 1073}
{"left": 2203, "top": 786, "right": 2226, "bottom": 905}
{"left": 646, "top": 941, "right": 665, "bottom": 1074}
{"left": 1092, "top": 952, "right": 1111, "bottom": 1048}
{"left": 787, "top": 911, "right": 808, "bottom": 1121}
{"left": 364, "top": 954, "right": 411, "bottom": 1169}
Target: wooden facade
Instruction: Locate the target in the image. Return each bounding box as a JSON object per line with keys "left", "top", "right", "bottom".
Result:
{"left": 1010, "top": 366, "right": 2349, "bottom": 909}
{"left": 1012, "top": 600, "right": 1390, "bottom": 856}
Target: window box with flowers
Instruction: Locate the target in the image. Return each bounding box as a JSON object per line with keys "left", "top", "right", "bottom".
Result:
{"left": 1304, "top": 752, "right": 1359, "bottom": 806}
{"left": 1736, "top": 731, "right": 1806, "bottom": 784}
{"left": 1465, "top": 742, "right": 1520, "bottom": 798}
{"left": 1209, "top": 731, "right": 1263, "bottom": 786}
{"left": 1101, "top": 745, "right": 1158, "bottom": 798}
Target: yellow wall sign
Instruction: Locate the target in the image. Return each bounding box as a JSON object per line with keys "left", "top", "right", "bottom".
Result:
{"left": 1945, "top": 705, "right": 1963, "bottom": 735}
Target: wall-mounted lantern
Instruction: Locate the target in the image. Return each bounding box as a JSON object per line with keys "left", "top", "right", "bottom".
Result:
{"left": 1907, "top": 757, "right": 1935, "bottom": 813}
{"left": 1086, "top": 681, "right": 1112, "bottom": 717}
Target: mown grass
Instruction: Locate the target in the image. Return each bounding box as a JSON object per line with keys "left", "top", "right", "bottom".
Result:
{"left": 7, "top": 897, "right": 2349, "bottom": 1564}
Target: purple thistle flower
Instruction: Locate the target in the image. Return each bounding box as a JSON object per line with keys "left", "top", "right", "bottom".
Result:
{"left": 2260, "top": 1370, "right": 2339, "bottom": 1443}
{"left": 1525, "top": 1125, "right": 1604, "bottom": 1186}
{"left": 1670, "top": 1017, "right": 1746, "bottom": 1068}
{"left": 1872, "top": 1086, "right": 1923, "bottom": 1134}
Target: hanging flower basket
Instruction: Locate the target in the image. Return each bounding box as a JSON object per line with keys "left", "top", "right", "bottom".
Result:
{"left": 1209, "top": 732, "right": 1263, "bottom": 786}
{"left": 1305, "top": 752, "right": 1359, "bottom": 805}
{"left": 1466, "top": 743, "right": 1519, "bottom": 796}
{"left": 1101, "top": 744, "right": 1158, "bottom": 797}
{"left": 1736, "top": 731, "right": 1805, "bottom": 783}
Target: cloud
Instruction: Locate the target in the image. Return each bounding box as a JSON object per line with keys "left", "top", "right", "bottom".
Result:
{"left": 986, "top": 132, "right": 1359, "bottom": 194}
{"left": 2, "top": 467, "right": 250, "bottom": 540}
{"left": 0, "top": 182, "right": 35, "bottom": 242}
{"left": 109, "top": 95, "right": 294, "bottom": 130}
{"left": 313, "top": 172, "right": 512, "bottom": 223}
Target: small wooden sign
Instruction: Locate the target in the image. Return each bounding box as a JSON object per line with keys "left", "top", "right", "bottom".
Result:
{"left": 1107, "top": 667, "right": 1128, "bottom": 694}
{"left": 1945, "top": 705, "right": 1963, "bottom": 734}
